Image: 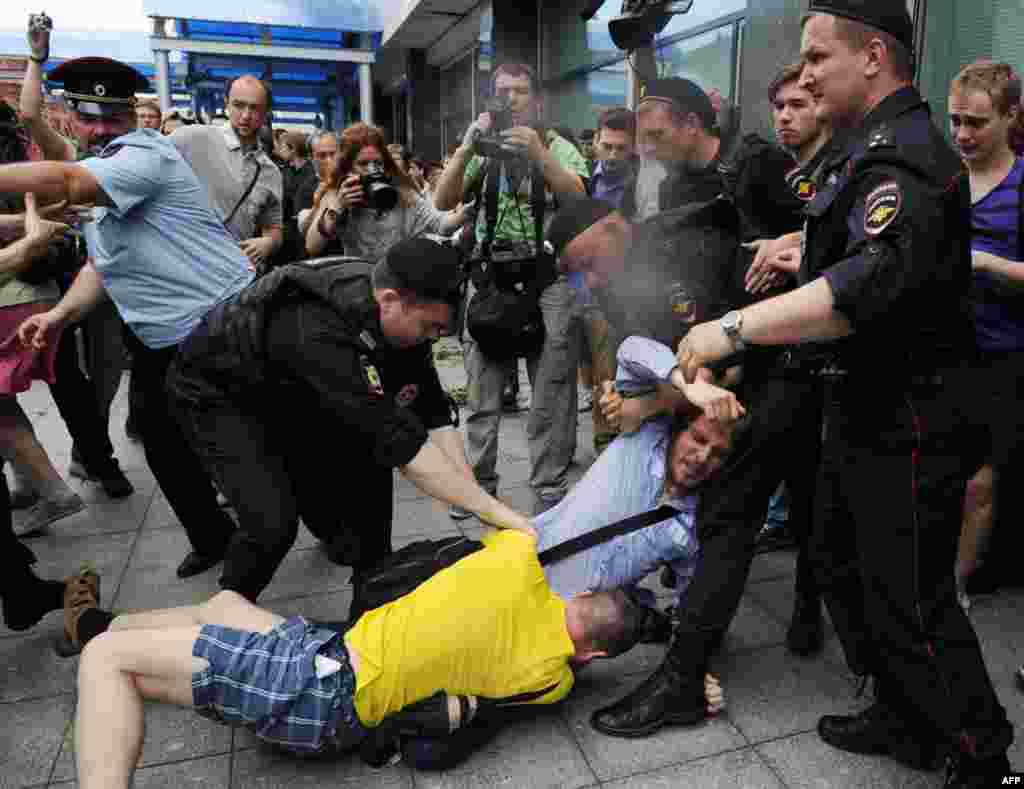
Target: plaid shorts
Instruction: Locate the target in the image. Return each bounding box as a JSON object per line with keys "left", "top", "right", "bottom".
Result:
{"left": 191, "top": 616, "right": 367, "bottom": 754}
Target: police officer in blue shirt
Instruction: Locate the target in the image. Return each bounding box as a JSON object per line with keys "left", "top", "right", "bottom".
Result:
{"left": 671, "top": 2, "right": 1013, "bottom": 784}
{"left": 0, "top": 56, "right": 248, "bottom": 582}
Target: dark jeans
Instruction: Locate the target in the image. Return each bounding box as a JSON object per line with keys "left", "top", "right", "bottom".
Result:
{"left": 668, "top": 375, "right": 823, "bottom": 671}
{"left": 49, "top": 325, "right": 116, "bottom": 472}
{"left": 125, "top": 331, "right": 234, "bottom": 558}
{"left": 810, "top": 371, "right": 1011, "bottom": 755}
{"left": 173, "top": 393, "right": 394, "bottom": 601}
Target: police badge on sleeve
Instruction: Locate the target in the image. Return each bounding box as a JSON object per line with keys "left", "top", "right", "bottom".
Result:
{"left": 361, "top": 355, "right": 384, "bottom": 397}
{"left": 864, "top": 181, "right": 902, "bottom": 236}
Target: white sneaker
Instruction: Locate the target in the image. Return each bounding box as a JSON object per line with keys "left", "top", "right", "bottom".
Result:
{"left": 578, "top": 385, "right": 594, "bottom": 413}
{"left": 14, "top": 494, "right": 86, "bottom": 538}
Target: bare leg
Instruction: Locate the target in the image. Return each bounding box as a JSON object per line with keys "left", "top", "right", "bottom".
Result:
{"left": 957, "top": 465, "right": 995, "bottom": 582}
{"left": 76, "top": 626, "right": 204, "bottom": 789}
{"left": 110, "top": 590, "right": 284, "bottom": 634}
{"left": 77, "top": 593, "right": 284, "bottom": 789}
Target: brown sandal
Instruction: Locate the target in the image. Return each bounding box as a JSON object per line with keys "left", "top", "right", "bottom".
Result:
{"left": 56, "top": 569, "right": 101, "bottom": 657}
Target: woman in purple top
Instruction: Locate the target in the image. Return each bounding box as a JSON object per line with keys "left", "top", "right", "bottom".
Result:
{"left": 948, "top": 60, "right": 1024, "bottom": 609}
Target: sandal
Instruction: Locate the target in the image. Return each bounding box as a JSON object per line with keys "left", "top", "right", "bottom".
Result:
{"left": 55, "top": 569, "right": 101, "bottom": 658}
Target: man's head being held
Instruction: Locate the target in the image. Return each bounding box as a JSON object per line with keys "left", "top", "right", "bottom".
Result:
{"left": 373, "top": 237, "right": 465, "bottom": 348}
{"left": 666, "top": 404, "right": 744, "bottom": 495}
{"left": 563, "top": 588, "right": 637, "bottom": 667}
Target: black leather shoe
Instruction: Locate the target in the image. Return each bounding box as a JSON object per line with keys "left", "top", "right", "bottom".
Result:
{"left": 1016, "top": 665, "right": 1024, "bottom": 693}
{"left": 590, "top": 659, "right": 706, "bottom": 738}
{"left": 96, "top": 462, "right": 134, "bottom": 499}
{"left": 637, "top": 605, "right": 674, "bottom": 645}
{"left": 786, "top": 593, "right": 824, "bottom": 656}
{"left": 944, "top": 752, "right": 1012, "bottom": 788}
{"left": 818, "top": 702, "right": 946, "bottom": 770}
{"left": 176, "top": 551, "right": 223, "bottom": 579}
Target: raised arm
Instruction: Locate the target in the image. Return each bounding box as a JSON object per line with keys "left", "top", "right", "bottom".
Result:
{"left": 0, "top": 160, "right": 109, "bottom": 207}
{"left": 19, "top": 14, "right": 76, "bottom": 163}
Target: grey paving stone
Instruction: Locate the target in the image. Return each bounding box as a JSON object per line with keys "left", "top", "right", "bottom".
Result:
{"left": 265, "top": 590, "right": 354, "bottom": 623}
{"left": 0, "top": 531, "right": 137, "bottom": 640}
{"left": 563, "top": 673, "right": 747, "bottom": 782}
{"left": 256, "top": 548, "right": 355, "bottom": 605}
{"left": 51, "top": 701, "right": 231, "bottom": 782}
{"left": 601, "top": 749, "right": 784, "bottom": 789}
{"left": 51, "top": 471, "right": 157, "bottom": 539}
{"left": 0, "top": 633, "right": 80, "bottom": 703}
{"left": 231, "top": 745, "right": 413, "bottom": 788}
{"left": 412, "top": 713, "right": 597, "bottom": 789}
{"left": 0, "top": 694, "right": 72, "bottom": 789}
{"left": 757, "top": 730, "right": 944, "bottom": 789}
{"left": 140, "top": 491, "right": 180, "bottom": 531}
{"left": 747, "top": 550, "right": 797, "bottom": 583}
{"left": 713, "top": 644, "right": 862, "bottom": 745}
{"left": 719, "top": 597, "right": 787, "bottom": 654}
{"left": 392, "top": 496, "right": 463, "bottom": 538}
{"left": 114, "top": 528, "right": 223, "bottom": 611}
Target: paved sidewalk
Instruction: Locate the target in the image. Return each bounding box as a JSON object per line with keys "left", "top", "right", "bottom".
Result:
{"left": 2, "top": 352, "right": 1021, "bottom": 788}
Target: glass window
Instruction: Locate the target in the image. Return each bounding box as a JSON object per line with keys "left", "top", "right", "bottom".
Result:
{"left": 657, "top": 0, "right": 746, "bottom": 42}
{"left": 655, "top": 24, "right": 738, "bottom": 101}
{"left": 441, "top": 50, "right": 476, "bottom": 153}
{"left": 917, "top": 0, "right": 1023, "bottom": 134}
{"left": 547, "top": 60, "right": 630, "bottom": 136}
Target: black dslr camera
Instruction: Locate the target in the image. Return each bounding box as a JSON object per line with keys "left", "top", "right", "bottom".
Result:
{"left": 472, "top": 97, "right": 522, "bottom": 160}
{"left": 361, "top": 161, "right": 399, "bottom": 213}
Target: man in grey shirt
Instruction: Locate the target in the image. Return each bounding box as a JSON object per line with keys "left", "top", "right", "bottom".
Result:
{"left": 171, "top": 75, "right": 283, "bottom": 270}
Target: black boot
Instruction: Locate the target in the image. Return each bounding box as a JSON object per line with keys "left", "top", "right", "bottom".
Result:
{"left": 1, "top": 562, "right": 65, "bottom": 632}
{"left": 786, "top": 592, "right": 824, "bottom": 656}
{"left": 590, "top": 655, "right": 706, "bottom": 738}
{"left": 944, "top": 752, "right": 1012, "bottom": 788}
{"left": 818, "top": 701, "right": 947, "bottom": 770}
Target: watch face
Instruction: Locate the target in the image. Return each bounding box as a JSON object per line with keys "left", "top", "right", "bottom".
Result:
{"left": 668, "top": 281, "right": 703, "bottom": 326}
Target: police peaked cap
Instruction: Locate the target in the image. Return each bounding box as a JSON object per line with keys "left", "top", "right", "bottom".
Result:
{"left": 49, "top": 57, "right": 150, "bottom": 115}
{"left": 806, "top": 0, "right": 915, "bottom": 55}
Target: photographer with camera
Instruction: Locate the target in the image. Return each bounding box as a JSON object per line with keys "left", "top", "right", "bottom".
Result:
{"left": 433, "top": 62, "right": 588, "bottom": 516}
{"left": 305, "top": 123, "right": 466, "bottom": 262}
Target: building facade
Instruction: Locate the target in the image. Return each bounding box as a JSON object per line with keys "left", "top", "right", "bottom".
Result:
{"left": 378, "top": 0, "right": 1024, "bottom": 161}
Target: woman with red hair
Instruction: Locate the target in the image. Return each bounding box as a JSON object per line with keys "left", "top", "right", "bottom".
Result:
{"left": 305, "top": 123, "right": 467, "bottom": 261}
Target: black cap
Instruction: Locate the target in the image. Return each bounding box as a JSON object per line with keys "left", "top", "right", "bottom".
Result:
{"left": 806, "top": 0, "right": 915, "bottom": 55}
{"left": 639, "top": 78, "right": 716, "bottom": 130}
{"left": 547, "top": 195, "right": 615, "bottom": 257}
{"left": 49, "top": 57, "right": 150, "bottom": 118}
{"left": 383, "top": 237, "right": 464, "bottom": 306}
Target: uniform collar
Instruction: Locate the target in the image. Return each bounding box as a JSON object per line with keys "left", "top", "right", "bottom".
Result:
{"left": 860, "top": 86, "right": 927, "bottom": 134}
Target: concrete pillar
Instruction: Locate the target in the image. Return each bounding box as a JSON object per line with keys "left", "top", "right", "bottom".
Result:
{"left": 408, "top": 49, "right": 442, "bottom": 159}
{"left": 359, "top": 63, "right": 373, "bottom": 124}
{"left": 153, "top": 49, "right": 172, "bottom": 113}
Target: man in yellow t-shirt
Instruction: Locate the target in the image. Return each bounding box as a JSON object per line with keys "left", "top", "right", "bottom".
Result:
{"left": 66, "top": 527, "right": 633, "bottom": 788}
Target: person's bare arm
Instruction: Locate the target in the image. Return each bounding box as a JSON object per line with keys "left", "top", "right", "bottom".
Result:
{"left": 401, "top": 439, "right": 535, "bottom": 537}
{"left": 429, "top": 426, "right": 475, "bottom": 482}
{"left": 973, "top": 250, "right": 1024, "bottom": 288}
{"left": 19, "top": 17, "right": 75, "bottom": 163}
{"left": 433, "top": 146, "right": 473, "bottom": 211}
{"left": 0, "top": 161, "right": 110, "bottom": 208}
{"left": 18, "top": 261, "right": 108, "bottom": 351}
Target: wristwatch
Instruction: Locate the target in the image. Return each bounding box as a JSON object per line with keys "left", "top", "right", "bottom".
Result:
{"left": 720, "top": 310, "right": 747, "bottom": 352}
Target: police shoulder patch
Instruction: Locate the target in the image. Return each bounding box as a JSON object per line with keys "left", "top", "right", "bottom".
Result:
{"left": 395, "top": 383, "right": 419, "bottom": 408}
{"left": 794, "top": 176, "right": 817, "bottom": 202}
{"left": 863, "top": 181, "right": 902, "bottom": 236}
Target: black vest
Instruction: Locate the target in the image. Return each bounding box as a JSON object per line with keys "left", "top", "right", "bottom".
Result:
{"left": 172, "top": 257, "right": 382, "bottom": 402}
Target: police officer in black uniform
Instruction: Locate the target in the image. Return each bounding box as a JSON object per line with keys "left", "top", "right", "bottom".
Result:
{"left": 673, "top": 3, "right": 1013, "bottom": 784}
{"left": 167, "top": 239, "right": 533, "bottom": 604}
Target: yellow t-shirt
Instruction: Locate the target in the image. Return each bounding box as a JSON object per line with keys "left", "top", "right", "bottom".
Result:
{"left": 346, "top": 530, "right": 575, "bottom": 727}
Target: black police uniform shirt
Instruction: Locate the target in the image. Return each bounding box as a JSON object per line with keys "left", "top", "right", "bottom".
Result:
{"left": 799, "top": 86, "right": 975, "bottom": 376}
{"left": 172, "top": 263, "right": 454, "bottom": 469}
{"left": 595, "top": 198, "right": 741, "bottom": 350}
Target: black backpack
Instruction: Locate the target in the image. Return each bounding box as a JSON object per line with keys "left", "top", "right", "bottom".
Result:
{"left": 350, "top": 504, "right": 679, "bottom": 620}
